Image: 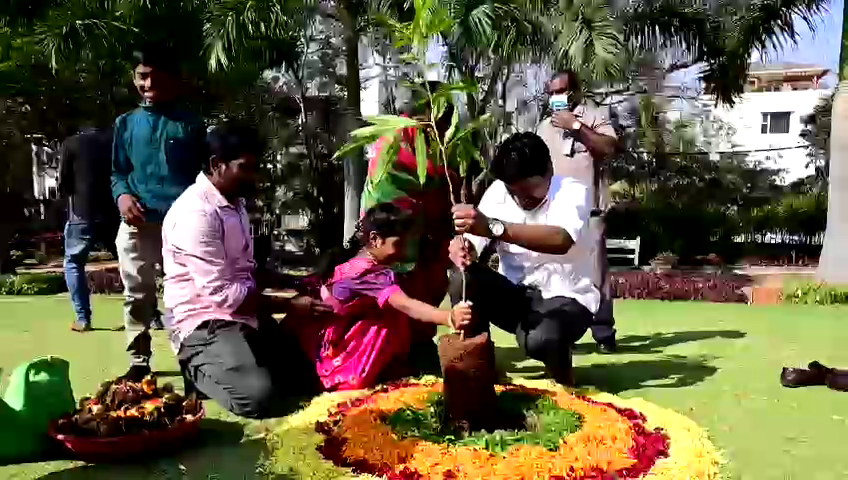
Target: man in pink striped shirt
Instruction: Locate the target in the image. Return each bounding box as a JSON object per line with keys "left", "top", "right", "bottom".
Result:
{"left": 163, "top": 122, "right": 328, "bottom": 418}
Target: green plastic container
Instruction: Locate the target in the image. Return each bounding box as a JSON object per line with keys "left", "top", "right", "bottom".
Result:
{"left": 0, "top": 356, "right": 75, "bottom": 464}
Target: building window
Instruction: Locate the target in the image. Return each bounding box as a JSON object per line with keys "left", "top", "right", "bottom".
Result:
{"left": 761, "top": 112, "right": 791, "bottom": 134}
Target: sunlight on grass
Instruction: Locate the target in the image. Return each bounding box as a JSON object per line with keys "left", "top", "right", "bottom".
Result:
{"left": 0, "top": 296, "right": 846, "bottom": 479}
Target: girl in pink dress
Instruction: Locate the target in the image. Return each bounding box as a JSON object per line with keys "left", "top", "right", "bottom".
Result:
{"left": 304, "top": 203, "right": 472, "bottom": 391}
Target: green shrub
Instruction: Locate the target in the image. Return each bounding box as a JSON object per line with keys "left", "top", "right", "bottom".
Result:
{"left": 785, "top": 283, "right": 848, "bottom": 306}
{"left": 0, "top": 273, "right": 67, "bottom": 295}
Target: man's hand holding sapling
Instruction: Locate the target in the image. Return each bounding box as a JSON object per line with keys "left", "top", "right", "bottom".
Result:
{"left": 452, "top": 204, "right": 491, "bottom": 237}
{"left": 451, "top": 203, "right": 575, "bottom": 255}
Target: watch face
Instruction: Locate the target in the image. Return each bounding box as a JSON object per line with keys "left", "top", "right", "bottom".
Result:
{"left": 490, "top": 220, "right": 505, "bottom": 237}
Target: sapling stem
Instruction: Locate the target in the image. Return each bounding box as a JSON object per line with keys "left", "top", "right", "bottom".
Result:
{"left": 427, "top": 114, "right": 467, "bottom": 340}
{"left": 422, "top": 85, "right": 470, "bottom": 339}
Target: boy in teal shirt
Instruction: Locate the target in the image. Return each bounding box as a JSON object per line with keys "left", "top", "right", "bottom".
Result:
{"left": 112, "top": 48, "right": 206, "bottom": 381}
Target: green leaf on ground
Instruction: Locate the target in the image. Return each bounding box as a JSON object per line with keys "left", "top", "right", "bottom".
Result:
{"left": 384, "top": 390, "right": 583, "bottom": 455}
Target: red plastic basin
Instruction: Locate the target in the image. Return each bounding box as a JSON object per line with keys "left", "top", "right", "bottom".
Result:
{"left": 48, "top": 409, "right": 205, "bottom": 463}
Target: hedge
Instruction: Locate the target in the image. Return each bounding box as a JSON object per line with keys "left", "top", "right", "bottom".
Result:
{"left": 609, "top": 271, "right": 750, "bottom": 303}
{"left": 0, "top": 273, "right": 67, "bottom": 295}
{"left": 785, "top": 283, "right": 848, "bottom": 306}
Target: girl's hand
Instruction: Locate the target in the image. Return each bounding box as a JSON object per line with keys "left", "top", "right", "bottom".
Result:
{"left": 448, "top": 301, "right": 473, "bottom": 330}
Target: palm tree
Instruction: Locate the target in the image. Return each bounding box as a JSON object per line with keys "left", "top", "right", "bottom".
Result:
{"left": 435, "top": 0, "right": 549, "bottom": 116}
{"left": 817, "top": 10, "right": 848, "bottom": 284}
{"left": 544, "top": 0, "right": 829, "bottom": 104}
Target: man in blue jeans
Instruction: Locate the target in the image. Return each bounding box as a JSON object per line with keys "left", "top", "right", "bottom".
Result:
{"left": 59, "top": 127, "right": 120, "bottom": 332}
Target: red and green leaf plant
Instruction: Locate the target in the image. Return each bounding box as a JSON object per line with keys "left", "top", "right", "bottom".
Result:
{"left": 333, "top": 0, "right": 493, "bottom": 303}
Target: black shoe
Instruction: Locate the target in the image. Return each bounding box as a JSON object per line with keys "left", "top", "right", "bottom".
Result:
{"left": 826, "top": 372, "right": 848, "bottom": 392}
{"left": 808, "top": 361, "right": 848, "bottom": 376}
{"left": 597, "top": 340, "right": 618, "bottom": 354}
{"left": 780, "top": 367, "right": 826, "bottom": 388}
{"left": 807, "top": 361, "right": 848, "bottom": 392}
{"left": 121, "top": 365, "right": 152, "bottom": 383}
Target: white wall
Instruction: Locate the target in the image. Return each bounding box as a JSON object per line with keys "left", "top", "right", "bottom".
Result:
{"left": 703, "top": 89, "right": 830, "bottom": 184}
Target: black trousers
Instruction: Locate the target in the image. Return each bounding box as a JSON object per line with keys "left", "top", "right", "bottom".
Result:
{"left": 589, "top": 216, "right": 616, "bottom": 344}
{"left": 448, "top": 264, "right": 592, "bottom": 371}
{"left": 591, "top": 296, "right": 616, "bottom": 343}
{"left": 178, "top": 318, "right": 321, "bottom": 419}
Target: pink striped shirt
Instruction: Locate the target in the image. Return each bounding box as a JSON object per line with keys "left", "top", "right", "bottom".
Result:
{"left": 162, "top": 173, "right": 258, "bottom": 344}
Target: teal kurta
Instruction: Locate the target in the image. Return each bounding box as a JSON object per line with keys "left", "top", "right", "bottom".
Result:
{"left": 111, "top": 105, "right": 206, "bottom": 223}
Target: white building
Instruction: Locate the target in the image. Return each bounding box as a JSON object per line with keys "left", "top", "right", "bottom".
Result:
{"left": 698, "top": 62, "right": 831, "bottom": 184}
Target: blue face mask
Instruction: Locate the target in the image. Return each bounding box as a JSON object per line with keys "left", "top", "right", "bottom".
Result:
{"left": 548, "top": 93, "right": 570, "bottom": 112}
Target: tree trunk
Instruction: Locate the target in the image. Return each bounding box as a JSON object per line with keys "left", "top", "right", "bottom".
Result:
{"left": 340, "top": 1, "right": 365, "bottom": 241}
{"left": 817, "top": 11, "right": 848, "bottom": 285}
{"left": 817, "top": 80, "right": 848, "bottom": 284}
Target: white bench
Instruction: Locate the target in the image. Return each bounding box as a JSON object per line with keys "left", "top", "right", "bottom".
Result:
{"left": 606, "top": 237, "right": 640, "bottom": 267}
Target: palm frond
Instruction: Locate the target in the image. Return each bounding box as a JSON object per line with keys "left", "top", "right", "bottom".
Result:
{"left": 619, "top": 0, "right": 829, "bottom": 105}
{"left": 621, "top": 0, "right": 712, "bottom": 54}
{"left": 203, "top": 0, "right": 303, "bottom": 73}
{"left": 703, "top": 0, "right": 827, "bottom": 105}
{"left": 551, "top": 0, "right": 624, "bottom": 82}
{"left": 29, "top": 0, "right": 131, "bottom": 70}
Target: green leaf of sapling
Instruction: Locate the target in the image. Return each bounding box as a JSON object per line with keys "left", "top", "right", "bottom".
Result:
{"left": 415, "top": 128, "right": 428, "bottom": 185}
{"left": 444, "top": 104, "right": 460, "bottom": 144}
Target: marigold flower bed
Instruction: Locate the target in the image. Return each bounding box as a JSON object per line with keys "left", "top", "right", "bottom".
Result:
{"left": 269, "top": 377, "right": 722, "bottom": 479}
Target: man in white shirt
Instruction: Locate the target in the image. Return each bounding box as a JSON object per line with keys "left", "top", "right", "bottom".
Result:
{"left": 536, "top": 69, "right": 618, "bottom": 354}
{"left": 449, "top": 132, "right": 598, "bottom": 386}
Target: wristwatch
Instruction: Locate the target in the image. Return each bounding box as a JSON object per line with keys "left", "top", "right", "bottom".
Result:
{"left": 488, "top": 218, "right": 505, "bottom": 239}
{"left": 571, "top": 120, "right": 582, "bottom": 131}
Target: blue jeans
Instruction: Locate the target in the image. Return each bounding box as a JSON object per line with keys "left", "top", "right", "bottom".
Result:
{"left": 63, "top": 220, "right": 117, "bottom": 325}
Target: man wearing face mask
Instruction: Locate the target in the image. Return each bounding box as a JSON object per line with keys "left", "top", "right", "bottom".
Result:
{"left": 535, "top": 70, "right": 619, "bottom": 354}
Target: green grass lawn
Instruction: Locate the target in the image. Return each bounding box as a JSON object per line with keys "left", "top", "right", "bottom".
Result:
{"left": 1, "top": 296, "right": 847, "bottom": 479}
